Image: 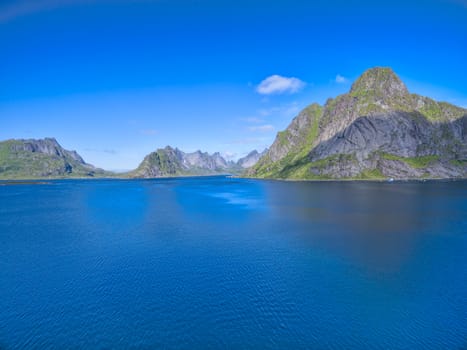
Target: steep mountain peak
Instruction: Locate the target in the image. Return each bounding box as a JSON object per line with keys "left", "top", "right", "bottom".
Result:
{"left": 350, "top": 67, "right": 408, "bottom": 98}
{"left": 248, "top": 67, "right": 467, "bottom": 180}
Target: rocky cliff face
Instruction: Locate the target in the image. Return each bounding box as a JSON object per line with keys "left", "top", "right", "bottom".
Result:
{"left": 0, "top": 138, "right": 109, "bottom": 178}
{"left": 183, "top": 150, "right": 233, "bottom": 171}
{"left": 248, "top": 67, "right": 467, "bottom": 180}
{"left": 130, "top": 146, "right": 243, "bottom": 178}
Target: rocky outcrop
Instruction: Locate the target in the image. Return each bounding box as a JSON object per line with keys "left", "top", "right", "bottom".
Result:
{"left": 0, "top": 138, "right": 109, "bottom": 178}
{"left": 247, "top": 67, "right": 467, "bottom": 180}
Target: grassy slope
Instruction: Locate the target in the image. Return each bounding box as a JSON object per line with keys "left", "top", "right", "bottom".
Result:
{"left": 0, "top": 140, "right": 111, "bottom": 179}
{"left": 252, "top": 104, "right": 323, "bottom": 179}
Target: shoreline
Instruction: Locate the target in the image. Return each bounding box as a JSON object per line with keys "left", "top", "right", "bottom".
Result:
{"left": 1, "top": 174, "right": 466, "bottom": 184}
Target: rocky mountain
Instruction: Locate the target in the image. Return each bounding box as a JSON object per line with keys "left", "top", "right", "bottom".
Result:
{"left": 0, "top": 138, "right": 110, "bottom": 179}
{"left": 237, "top": 149, "right": 268, "bottom": 168}
{"left": 129, "top": 146, "right": 243, "bottom": 178}
{"left": 183, "top": 150, "right": 232, "bottom": 170}
{"left": 247, "top": 67, "right": 467, "bottom": 180}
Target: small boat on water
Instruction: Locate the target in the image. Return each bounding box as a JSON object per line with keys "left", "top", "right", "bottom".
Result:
{"left": 387, "top": 178, "right": 395, "bottom": 182}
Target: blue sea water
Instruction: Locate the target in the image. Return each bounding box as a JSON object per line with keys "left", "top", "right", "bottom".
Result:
{"left": 0, "top": 177, "right": 466, "bottom": 349}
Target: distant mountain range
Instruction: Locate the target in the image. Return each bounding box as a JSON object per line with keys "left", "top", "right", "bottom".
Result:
{"left": 131, "top": 146, "right": 238, "bottom": 178}
{"left": 127, "top": 146, "right": 268, "bottom": 178}
{"left": 0, "top": 138, "right": 265, "bottom": 179}
{"left": 247, "top": 67, "right": 467, "bottom": 180}
{"left": 1, "top": 67, "right": 466, "bottom": 181}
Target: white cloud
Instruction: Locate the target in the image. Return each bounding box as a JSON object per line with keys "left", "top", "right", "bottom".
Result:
{"left": 335, "top": 74, "right": 348, "bottom": 84}
{"left": 256, "top": 75, "right": 305, "bottom": 95}
{"left": 248, "top": 124, "right": 275, "bottom": 132}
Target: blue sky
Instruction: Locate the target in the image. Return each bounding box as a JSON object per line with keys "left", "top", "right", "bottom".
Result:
{"left": 1, "top": 0, "right": 466, "bottom": 170}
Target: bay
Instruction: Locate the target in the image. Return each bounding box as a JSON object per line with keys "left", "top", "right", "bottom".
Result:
{"left": 0, "top": 177, "right": 466, "bottom": 349}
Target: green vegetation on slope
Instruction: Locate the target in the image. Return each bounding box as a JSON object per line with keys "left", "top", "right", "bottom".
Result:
{"left": 131, "top": 149, "right": 183, "bottom": 177}
{"left": 0, "top": 139, "right": 110, "bottom": 179}
{"left": 354, "top": 168, "right": 385, "bottom": 180}
{"left": 380, "top": 153, "right": 440, "bottom": 168}
{"left": 251, "top": 103, "right": 323, "bottom": 178}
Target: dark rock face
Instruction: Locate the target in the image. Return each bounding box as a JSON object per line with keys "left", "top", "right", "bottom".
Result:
{"left": 313, "top": 113, "right": 429, "bottom": 160}
{"left": 309, "top": 114, "right": 467, "bottom": 178}
{"left": 0, "top": 138, "right": 107, "bottom": 178}
{"left": 313, "top": 113, "right": 467, "bottom": 160}
{"left": 11, "top": 138, "right": 68, "bottom": 158}
{"left": 248, "top": 67, "right": 467, "bottom": 180}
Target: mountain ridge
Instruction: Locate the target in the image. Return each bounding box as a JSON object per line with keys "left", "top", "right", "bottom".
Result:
{"left": 0, "top": 137, "right": 111, "bottom": 179}
{"left": 1, "top": 67, "right": 465, "bottom": 181}
{"left": 0, "top": 138, "right": 264, "bottom": 179}
{"left": 129, "top": 146, "right": 265, "bottom": 178}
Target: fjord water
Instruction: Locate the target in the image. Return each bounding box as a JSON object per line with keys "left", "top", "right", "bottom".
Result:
{"left": 0, "top": 177, "right": 466, "bottom": 349}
